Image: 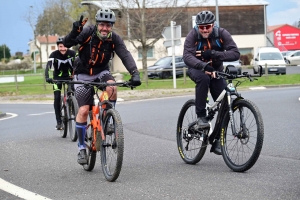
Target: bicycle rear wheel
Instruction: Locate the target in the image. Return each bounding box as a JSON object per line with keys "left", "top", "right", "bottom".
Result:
{"left": 101, "top": 109, "right": 124, "bottom": 182}
{"left": 83, "top": 111, "right": 96, "bottom": 171}
{"left": 68, "top": 95, "right": 79, "bottom": 142}
{"left": 176, "top": 99, "right": 207, "bottom": 164}
{"left": 221, "top": 99, "right": 264, "bottom": 172}
{"left": 59, "top": 95, "right": 68, "bottom": 138}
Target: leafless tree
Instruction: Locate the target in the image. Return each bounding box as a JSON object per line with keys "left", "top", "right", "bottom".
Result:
{"left": 23, "top": 6, "right": 43, "bottom": 73}
{"left": 109, "top": 0, "right": 204, "bottom": 82}
{"left": 35, "top": 0, "right": 74, "bottom": 58}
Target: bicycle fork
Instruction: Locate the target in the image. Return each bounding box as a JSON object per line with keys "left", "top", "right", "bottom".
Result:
{"left": 226, "top": 91, "right": 247, "bottom": 138}
{"left": 226, "top": 91, "right": 238, "bottom": 136}
{"left": 88, "top": 106, "right": 106, "bottom": 151}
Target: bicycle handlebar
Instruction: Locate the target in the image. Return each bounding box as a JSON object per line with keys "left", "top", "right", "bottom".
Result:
{"left": 215, "top": 66, "right": 262, "bottom": 81}
{"left": 53, "top": 79, "right": 135, "bottom": 89}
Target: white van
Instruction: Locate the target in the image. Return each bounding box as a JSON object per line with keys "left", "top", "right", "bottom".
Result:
{"left": 253, "top": 47, "right": 286, "bottom": 75}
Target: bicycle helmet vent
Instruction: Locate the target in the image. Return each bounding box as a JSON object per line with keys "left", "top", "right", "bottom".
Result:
{"left": 95, "top": 8, "right": 116, "bottom": 24}
{"left": 195, "top": 10, "right": 215, "bottom": 25}
{"left": 56, "top": 37, "right": 64, "bottom": 45}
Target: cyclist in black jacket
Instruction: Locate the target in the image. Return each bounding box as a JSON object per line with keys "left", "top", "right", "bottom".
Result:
{"left": 63, "top": 8, "right": 141, "bottom": 165}
{"left": 183, "top": 10, "right": 240, "bottom": 155}
{"left": 45, "top": 37, "right": 76, "bottom": 130}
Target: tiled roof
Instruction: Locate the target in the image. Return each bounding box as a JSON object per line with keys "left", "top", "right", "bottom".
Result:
{"left": 36, "top": 35, "right": 59, "bottom": 44}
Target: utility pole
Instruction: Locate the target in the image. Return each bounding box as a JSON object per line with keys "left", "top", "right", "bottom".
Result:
{"left": 215, "top": 0, "right": 219, "bottom": 26}
{"left": 3, "top": 44, "right": 5, "bottom": 62}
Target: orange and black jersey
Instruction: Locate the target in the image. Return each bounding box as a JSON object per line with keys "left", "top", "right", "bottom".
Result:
{"left": 63, "top": 25, "right": 138, "bottom": 75}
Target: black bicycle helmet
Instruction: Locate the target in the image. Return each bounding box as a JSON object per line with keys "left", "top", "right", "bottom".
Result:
{"left": 56, "top": 37, "right": 64, "bottom": 45}
{"left": 95, "top": 8, "right": 116, "bottom": 24}
{"left": 195, "top": 11, "right": 215, "bottom": 25}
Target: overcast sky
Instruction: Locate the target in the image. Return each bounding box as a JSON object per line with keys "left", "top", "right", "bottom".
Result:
{"left": 0, "top": 0, "right": 299, "bottom": 55}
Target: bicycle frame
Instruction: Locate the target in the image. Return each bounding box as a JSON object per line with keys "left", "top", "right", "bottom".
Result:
{"left": 88, "top": 89, "right": 112, "bottom": 151}
{"left": 207, "top": 74, "right": 256, "bottom": 144}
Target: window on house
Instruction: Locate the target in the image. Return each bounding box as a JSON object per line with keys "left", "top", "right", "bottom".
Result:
{"left": 138, "top": 47, "right": 154, "bottom": 59}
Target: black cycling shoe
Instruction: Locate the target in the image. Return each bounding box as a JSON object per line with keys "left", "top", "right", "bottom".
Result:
{"left": 77, "top": 149, "right": 88, "bottom": 165}
{"left": 196, "top": 117, "right": 210, "bottom": 129}
{"left": 56, "top": 122, "right": 63, "bottom": 130}
{"left": 210, "top": 139, "right": 222, "bottom": 155}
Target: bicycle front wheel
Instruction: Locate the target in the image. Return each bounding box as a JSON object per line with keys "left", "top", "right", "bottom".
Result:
{"left": 176, "top": 99, "right": 207, "bottom": 164}
{"left": 221, "top": 99, "right": 264, "bottom": 172}
{"left": 59, "top": 96, "right": 68, "bottom": 138}
{"left": 68, "top": 95, "right": 79, "bottom": 142}
{"left": 101, "top": 109, "right": 124, "bottom": 182}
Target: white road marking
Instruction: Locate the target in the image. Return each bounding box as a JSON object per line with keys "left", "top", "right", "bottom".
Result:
{"left": 249, "top": 86, "right": 267, "bottom": 90}
{"left": 0, "top": 113, "right": 17, "bottom": 121}
{"left": 0, "top": 178, "right": 52, "bottom": 200}
{"left": 28, "top": 112, "right": 54, "bottom": 116}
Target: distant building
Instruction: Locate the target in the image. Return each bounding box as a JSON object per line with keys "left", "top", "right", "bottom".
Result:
{"left": 28, "top": 35, "right": 60, "bottom": 63}
{"left": 30, "top": 0, "right": 271, "bottom": 71}
{"left": 267, "top": 24, "right": 300, "bottom": 51}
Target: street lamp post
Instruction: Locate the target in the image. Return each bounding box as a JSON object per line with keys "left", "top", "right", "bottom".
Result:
{"left": 215, "top": 0, "right": 219, "bottom": 26}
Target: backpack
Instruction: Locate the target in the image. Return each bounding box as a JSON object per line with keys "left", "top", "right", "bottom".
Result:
{"left": 78, "top": 27, "right": 115, "bottom": 67}
{"left": 194, "top": 25, "right": 223, "bottom": 51}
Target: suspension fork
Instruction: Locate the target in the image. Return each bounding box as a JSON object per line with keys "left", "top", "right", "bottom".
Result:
{"left": 226, "top": 90, "right": 243, "bottom": 136}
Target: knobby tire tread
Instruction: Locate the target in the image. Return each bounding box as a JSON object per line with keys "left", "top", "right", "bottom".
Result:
{"left": 101, "top": 109, "right": 124, "bottom": 182}
{"left": 220, "top": 99, "right": 264, "bottom": 172}
{"left": 68, "top": 95, "right": 79, "bottom": 142}
{"left": 176, "top": 99, "right": 207, "bottom": 164}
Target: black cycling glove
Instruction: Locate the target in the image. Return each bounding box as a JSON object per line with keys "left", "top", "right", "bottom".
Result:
{"left": 130, "top": 71, "right": 141, "bottom": 86}
{"left": 72, "top": 15, "right": 88, "bottom": 33}
{"left": 46, "top": 78, "right": 53, "bottom": 84}
{"left": 201, "top": 50, "right": 212, "bottom": 60}
{"left": 203, "top": 64, "right": 214, "bottom": 72}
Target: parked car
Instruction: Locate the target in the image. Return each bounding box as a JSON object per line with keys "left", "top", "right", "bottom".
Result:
{"left": 285, "top": 50, "right": 300, "bottom": 65}
{"left": 147, "top": 56, "right": 187, "bottom": 79}
{"left": 253, "top": 47, "right": 286, "bottom": 75}
{"left": 223, "top": 60, "right": 242, "bottom": 75}
{"left": 281, "top": 50, "right": 295, "bottom": 64}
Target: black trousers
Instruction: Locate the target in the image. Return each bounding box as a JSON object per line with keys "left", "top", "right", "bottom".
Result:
{"left": 53, "top": 83, "right": 62, "bottom": 124}
{"left": 187, "top": 68, "right": 226, "bottom": 117}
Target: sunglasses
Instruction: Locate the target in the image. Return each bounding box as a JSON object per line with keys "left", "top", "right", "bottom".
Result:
{"left": 198, "top": 24, "right": 213, "bottom": 30}
{"left": 98, "top": 22, "right": 113, "bottom": 28}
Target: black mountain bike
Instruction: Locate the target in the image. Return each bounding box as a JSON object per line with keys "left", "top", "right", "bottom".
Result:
{"left": 176, "top": 65, "right": 264, "bottom": 172}
{"left": 54, "top": 80, "right": 79, "bottom": 142}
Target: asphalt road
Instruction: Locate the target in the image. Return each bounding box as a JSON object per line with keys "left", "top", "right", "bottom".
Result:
{"left": 0, "top": 86, "right": 300, "bottom": 200}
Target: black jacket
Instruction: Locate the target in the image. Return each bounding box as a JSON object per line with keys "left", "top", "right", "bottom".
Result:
{"left": 63, "top": 25, "right": 138, "bottom": 75}
{"left": 183, "top": 27, "right": 240, "bottom": 71}
{"left": 45, "top": 49, "right": 76, "bottom": 79}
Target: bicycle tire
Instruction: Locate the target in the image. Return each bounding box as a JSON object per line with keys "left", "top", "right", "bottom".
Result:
{"left": 59, "top": 95, "right": 68, "bottom": 138}
{"left": 101, "top": 109, "right": 124, "bottom": 182}
{"left": 83, "top": 111, "right": 96, "bottom": 171}
{"left": 68, "top": 95, "right": 79, "bottom": 142}
{"left": 220, "top": 99, "right": 264, "bottom": 172}
{"left": 176, "top": 99, "right": 207, "bottom": 164}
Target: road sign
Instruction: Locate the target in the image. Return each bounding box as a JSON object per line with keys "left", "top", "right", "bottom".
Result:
{"left": 163, "top": 39, "right": 181, "bottom": 48}
{"left": 162, "top": 25, "right": 181, "bottom": 40}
